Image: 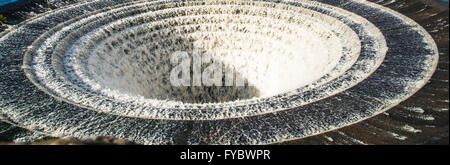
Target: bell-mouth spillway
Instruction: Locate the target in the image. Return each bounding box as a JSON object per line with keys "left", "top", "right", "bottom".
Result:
{"left": 23, "top": 0, "right": 378, "bottom": 120}
{"left": 0, "top": 0, "right": 439, "bottom": 144}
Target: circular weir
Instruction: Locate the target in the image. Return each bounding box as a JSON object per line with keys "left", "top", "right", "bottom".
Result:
{"left": 24, "top": 0, "right": 374, "bottom": 120}
{"left": 0, "top": 0, "right": 439, "bottom": 144}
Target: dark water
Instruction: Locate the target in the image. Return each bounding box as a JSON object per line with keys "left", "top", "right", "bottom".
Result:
{"left": 0, "top": 0, "right": 21, "bottom": 6}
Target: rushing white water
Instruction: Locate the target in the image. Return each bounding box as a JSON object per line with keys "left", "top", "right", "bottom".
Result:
{"left": 66, "top": 5, "right": 359, "bottom": 103}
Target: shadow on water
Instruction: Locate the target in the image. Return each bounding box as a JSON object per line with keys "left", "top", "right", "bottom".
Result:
{"left": 88, "top": 29, "right": 260, "bottom": 104}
